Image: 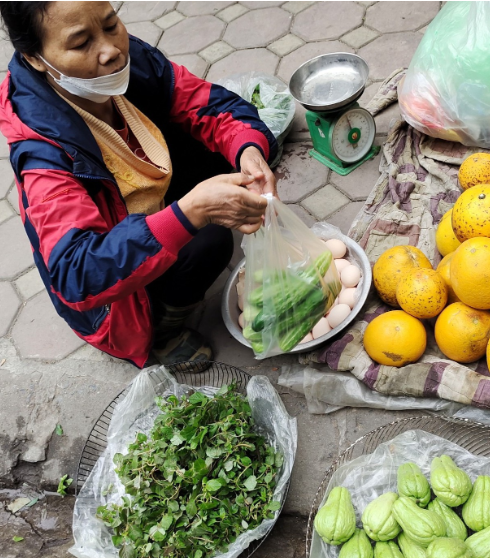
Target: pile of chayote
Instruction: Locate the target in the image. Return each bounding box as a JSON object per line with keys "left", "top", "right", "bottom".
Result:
{"left": 314, "top": 455, "right": 490, "bottom": 558}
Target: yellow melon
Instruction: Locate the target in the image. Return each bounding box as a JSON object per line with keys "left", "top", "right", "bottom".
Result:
{"left": 458, "top": 152, "right": 490, "bottom": 190}
{"left": 436, "top": 253, "right": 460, "bottom": 304}
{"left": 452, "top": 184, "right": 490, "bottom": 242}
{"left": 396, "top": 268, "right": 448, "bottom": 319}
{"left": 435, "top": 209, "right": 461, "bottom": 256}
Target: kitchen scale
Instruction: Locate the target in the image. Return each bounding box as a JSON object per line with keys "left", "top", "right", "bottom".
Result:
{"left": 289, "top": 53, "right": 380, "bottom": 176}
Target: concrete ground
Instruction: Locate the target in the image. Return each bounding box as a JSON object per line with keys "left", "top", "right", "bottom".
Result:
{"left": 0, "top": 2, "right": 443, "bottom": 557}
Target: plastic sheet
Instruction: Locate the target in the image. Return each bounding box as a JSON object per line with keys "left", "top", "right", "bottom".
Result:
{"left": 310, "top": 429, "right": 490, "bottom": 558}
{"left": 399, "top": 1, "right": 490, "bottom": 147}
{"left": 69, "top": 368, "right": 297, "bottom": 558}
{"left": 242, "top": 195, "right": 341, "bottom": 359}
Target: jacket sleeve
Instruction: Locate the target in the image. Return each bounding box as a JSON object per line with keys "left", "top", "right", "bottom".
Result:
{"left": 22, "top": 167, "right": 195, "bottom": 311}
{"left": 168, "top": 61, "right": 278, "bottom": 169}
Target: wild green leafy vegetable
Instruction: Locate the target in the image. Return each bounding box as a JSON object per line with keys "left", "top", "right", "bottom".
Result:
{"left": 97, "top": 384, "right": 282, "bottom": 558}
{"left": 251, "top": 85, "right": 265, "bottom": 110}
{"left": 57, "top": 474, "right": 73, "bottom": 497}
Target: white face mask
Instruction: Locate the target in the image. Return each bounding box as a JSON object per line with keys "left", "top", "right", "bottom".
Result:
{"left": 38, "top": 55, "right": 130, "bottom": 103}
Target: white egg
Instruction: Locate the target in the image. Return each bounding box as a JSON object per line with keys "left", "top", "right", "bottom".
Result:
{"left": 312, "top": 317, "right": 332, "bottom": 339}
{"left": 338, "top": 287, "right": 357, "bottom": 309}
{"left": 238, "top": 313, "right": 245, "bottom": 329}
{"left": 324, "top": 239, "right": 347, "bottom": 259}
{"left": 238, "top": 293, "right": 244, "bottom": 311}
{"left": 341, "top": 265, "right": 361, "bottom": 288}
{"left": 299, "top": 332, "right": 314, "bottom": 344}
{"left": 334, "top": 258, "right": 351, "bottom": 273}
{"left": 327, "top": 304, "right": 351, "bottom": 329}
{"left": 236, "top": 281, "right": 245, "bottom": 296}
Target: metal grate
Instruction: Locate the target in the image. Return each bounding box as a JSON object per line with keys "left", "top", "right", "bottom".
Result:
{"left": 76, "top": 361, "right": 289, "bottom": 558}
{"left": 305, "top": 415, "right": 490, "bottom": 557}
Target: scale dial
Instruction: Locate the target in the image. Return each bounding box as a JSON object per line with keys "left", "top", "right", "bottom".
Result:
{"left": 331, "top": 107, "right": 376, "bottom": 164}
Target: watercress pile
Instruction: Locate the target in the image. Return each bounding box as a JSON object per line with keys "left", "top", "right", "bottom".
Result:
{"left": 97, "top": 384, "right": 283, "bottom": 558}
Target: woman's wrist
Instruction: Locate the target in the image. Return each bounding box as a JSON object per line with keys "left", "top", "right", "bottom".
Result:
{"left": 177, "top": 193, "right": 205, "bottom": 230}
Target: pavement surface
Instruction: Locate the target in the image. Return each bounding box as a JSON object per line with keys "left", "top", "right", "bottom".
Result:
{"left": 0, "top": 2, "right": 443, "bottom": 557}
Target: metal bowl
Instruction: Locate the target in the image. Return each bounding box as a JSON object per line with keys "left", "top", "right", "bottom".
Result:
{"left": 289, "top": 53, "right": 369, "bottom": 112}
{"left": 221, "top": 232, "right": 372, "bottom": 354}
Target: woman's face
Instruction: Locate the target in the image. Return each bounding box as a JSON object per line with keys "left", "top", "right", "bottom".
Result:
{"left": 27, "top": 1, "right": 129, "bottom": 80}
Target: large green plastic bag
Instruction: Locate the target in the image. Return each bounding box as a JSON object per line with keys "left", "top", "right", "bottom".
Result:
{"left": 399, "top": 1, "right": 490, "bottom": 147}
{"left": 242, "top": 195, "right": 341, "bottom": 359}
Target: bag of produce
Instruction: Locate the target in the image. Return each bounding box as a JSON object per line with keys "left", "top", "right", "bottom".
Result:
{"left": 215, "top": 72, "right": 295, "bottom": 167}
{"left": 69, "top": 367, "right": 297, "bottom": 558}
{"left": 242, "top": 195, "right": 341, "bottom": 359}
{"left": 398, "top": 1, "right": 490, "bottom": 148}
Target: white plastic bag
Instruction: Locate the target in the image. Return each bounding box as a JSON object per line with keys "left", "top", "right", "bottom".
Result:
{"left": 310, "top": 429, "right": 490, "bottom": 558}
{"left": 69, "top": 368, "right": 297, "bottom": 558}
{"left": 399, "top": 1, "right": 490, "bottom": 147}
{"left": 242, "top": 196, "right": 341, "bottom": 359}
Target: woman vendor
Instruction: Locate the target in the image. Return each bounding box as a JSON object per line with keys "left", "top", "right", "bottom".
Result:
{"left": 0, "top": 2, "right": 278, "bottom": 368}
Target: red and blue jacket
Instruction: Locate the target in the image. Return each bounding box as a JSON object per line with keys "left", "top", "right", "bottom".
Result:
{"left": 0, "top": 36, "right": 277, "bottom": 368}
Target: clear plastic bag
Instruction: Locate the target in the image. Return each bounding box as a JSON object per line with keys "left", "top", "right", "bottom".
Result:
{"left": 310, "top": 429, "right": 490, "bottom": 558}
{"left": 399, "top": 1, "right": 490, "bottom": 147}
{"left": 242, "top": 195, "right": 341, "bottom": 359}
{"left": 69, "top": 367, "right": 297, "bottom": 558}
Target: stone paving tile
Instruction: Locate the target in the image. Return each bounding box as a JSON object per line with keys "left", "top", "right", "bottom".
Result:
{"left": 0, "top": 131, "right": 9, "bottom": 158}
{"left": 330, "top": 150, "right": 382, "bottom": 201}
{"left": 0, "top": 40, "right": 14, "bottom": 73}
{"left": 301, "top": 184, "right": 350, "bottom": 220}
{"left": 223, "top": 8, "right": 292, "bottom": 49}
{"left": 154, "top": 10, "right": 186, "bottom": 30}
{"left": 159, "top": 15, "right": 225, "bottom": 56}
{"left": 199, "top": 41, "right": 235, "bottom": 64}
{"left": 216, "top": 3, "right": 249, "bottom": 23}
{"left": 365, "top": 1, "right": 440, "bottom": 33}
{"left": 0, "top": 217, "right": 34, "bottom": 280}
{"left": 277, "top": 40, "right": 354, "bottom": 83}
{"left": 358, "top": 32, "right": 423, "bottom": 81}
{"left": 286, "top": 202, "right": 316, "bottom": 227}
{"left": 178, "top": 1, "right": 235, "bottom": 16}
{"left": 0, "top": 159, "right": 14, "bottom": 199}
{"left": 282, "top": 1, "right": 315, "bottom": 14}
{"left": 293, "top": 2, "right": 364, "bottom": 41}
{"left": 12, "top": 291, "right": 85, "bottom": 360}
{"left": 287, "top": 100, "right": 309, "bottom": 141}
{"left": 0, "top": 199, "right": 14, "bottom": 224}
{"left": 324, "top": 200, "right": 365, "bottom": 235}
{"left": 14, "top": 267, "right": 45, "bottom": 301}
{"left": 0, "top": 282, "right": 20, "bottom": 337}
{"left": 169, "top": 54, "right": 208, "bottom": 78}
{"left": 206, "top": 49, "right": 279, "bottom": 83}
{"left": 341, "top": 26, "right": 379, "bottom": 49}
{"left": 124, "top": 21, "right": 162, "bottom": 47}
{"left": 118, "top": 1, "right": 176, "bottom": 23}
{"left": 240, "top": 1, "right": 284, "bottom": 7}
{"left": 7, "top": 185, "right": 19, "bottom": 214}
{"left": 268, "top": 33, "right": 304, "bottom": 57}
{"left": 274, "top": 142, "right": 330, "bottom": 203}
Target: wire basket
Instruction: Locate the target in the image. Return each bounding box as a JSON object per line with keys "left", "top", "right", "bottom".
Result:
{"left": 305, "top": 415, "right": 490, "bottom": 558}
{"left": 76, "top": 361, "right": 289, "bottom": 558}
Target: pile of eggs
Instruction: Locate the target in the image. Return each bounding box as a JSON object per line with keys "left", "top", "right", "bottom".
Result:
{"left": 300, "top": 238, "right": 362, "bottom": 344}
{"left": 235, "top": 237, "right": 362, "bottom": 349}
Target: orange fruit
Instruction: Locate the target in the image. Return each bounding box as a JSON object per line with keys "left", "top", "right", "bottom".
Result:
{"left": 435, "top": 209, "right": 461, "bottom": 256}
{"left": 363, "top": 310, "right": 427, "bottom": 367}
{"left": 450, "top": 237, "right": 490, "bottom": 309}
{"left": 396, "top": 268, "right": 448, "bottom": 319}
{"left": 458, "top": 153, "right": 490, "bottom": 191}
{"left": 373, "top": 246, "right": 432, "bottom": 307}
{"left": 487, "top": 338, "right": 490, "bottom": 371}
{"left": 436, "top": 253, "right": 460, "bottom": 304}
{"left": 435, "top": 302, "right": 490, "bottom": 363}
{"left": 452, "top": 184, "right": 490, "bottom": 242}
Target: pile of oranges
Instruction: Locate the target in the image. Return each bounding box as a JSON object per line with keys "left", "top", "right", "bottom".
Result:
{"left": 364, "top": 152, "right": 490, "bottom": 368}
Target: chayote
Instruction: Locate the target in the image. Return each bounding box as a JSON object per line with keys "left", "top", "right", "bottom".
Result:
{"left": 465, "top": 525, "right": 490, "bottom": 558}
{"left": 392, "top": 496, "right": 446, "bottom": 547}
{"left": 462, "top": 475, "right": 490, "bottom": 532}
{"left": 314, "top": 486, "right": 356, "bottom": 545}
{"left": 339, "top": 528, "right": 374, "bottom": 558}
{"left": 426, "top": 537, "right": 473, "bottom": 558}
{"left": 362, "top": 492, "right": 401, "bottom": 541}
{"left": 398, "top": 462, "right": 431, "bottom": 507}
{"left": 428, "top": 498, "right": 467, "bottom": 541}
{"left": 374, "top": 541, "right": 404, "bottom": 558}
{"left": 430, "top": 455, "right": 472, "bottom": 507}
{"left": 398, "top": 532, "right": 428, "bottom": 558}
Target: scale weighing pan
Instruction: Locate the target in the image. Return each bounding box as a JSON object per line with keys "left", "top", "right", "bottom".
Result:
{"left": 289, "top": 53, "right": 369, "bottom": 113}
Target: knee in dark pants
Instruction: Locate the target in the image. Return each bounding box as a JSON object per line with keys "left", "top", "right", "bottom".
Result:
{"left": 196, "top": 224, "right": 234, "bottom": 272}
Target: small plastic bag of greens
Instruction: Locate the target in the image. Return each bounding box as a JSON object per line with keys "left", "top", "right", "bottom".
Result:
{"left": 242, "top": 195, "right": 342, "bottom": 359}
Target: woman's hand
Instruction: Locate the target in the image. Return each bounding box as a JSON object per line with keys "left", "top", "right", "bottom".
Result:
{"left": 239, "top": 146, "right": 278, "bottom": 198}
{"left": 177, "top": 173, "right": 268, "bottom": 234}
